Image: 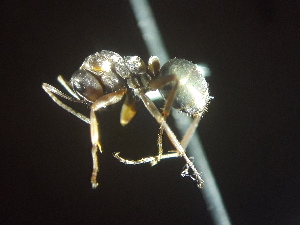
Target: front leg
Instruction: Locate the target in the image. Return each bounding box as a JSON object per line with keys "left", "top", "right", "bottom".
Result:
{"left": 90, "top": 88, "right": 126, "bottom": 188}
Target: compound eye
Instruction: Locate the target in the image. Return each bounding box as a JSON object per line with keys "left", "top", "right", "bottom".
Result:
{"left": 71, "top": 70, "right": 104, "bottom": 102}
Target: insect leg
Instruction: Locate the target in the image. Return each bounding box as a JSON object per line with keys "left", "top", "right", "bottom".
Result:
{"left": 178, "top": 115, "right": 202, "bottom": 149}
{"left": 149, "top": 75, "right": 204, "bottom": 157}
{"left": 113, "top": 75, "right": 180, "bottom": 166}
{"left": 120, "top": 91, "right": 138, "bottom": 126}
{"left": 113, "top": 152, "right": 179, "bottom": 165}
{"left": 137, "top": 90, "right": 204, "bottom": 188}
{"left": 113, "top": 100, "right": 178, "bottom": 166}
{"left": 90, "top": 88, "right": 126, "bottom": 188}
{"left": 148, "top": 74, "right": 180, "bottom": 161}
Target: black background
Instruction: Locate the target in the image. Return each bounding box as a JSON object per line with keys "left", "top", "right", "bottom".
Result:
{"left": 1, "top": 1, "right": 300, "bottom": 224}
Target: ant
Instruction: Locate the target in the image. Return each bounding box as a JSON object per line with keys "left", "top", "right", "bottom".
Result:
{"left": 42, "top": 50, "right": 211, "bottom": 189}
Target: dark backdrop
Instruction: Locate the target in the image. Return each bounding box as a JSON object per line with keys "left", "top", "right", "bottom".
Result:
{"left": 2, "top": 1, "right": 299, "bottom": 225}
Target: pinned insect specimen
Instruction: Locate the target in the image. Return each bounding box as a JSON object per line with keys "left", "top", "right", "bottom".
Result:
{"left": 42, "top": 50, "right": 211, "bottom": 188}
